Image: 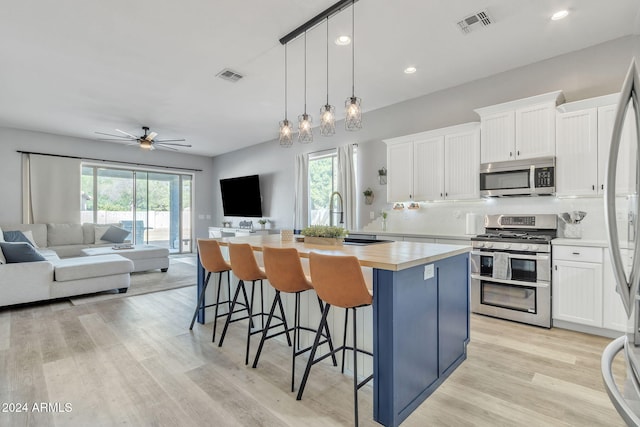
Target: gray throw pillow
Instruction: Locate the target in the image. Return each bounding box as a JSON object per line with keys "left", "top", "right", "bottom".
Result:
{"left": 0, "top": 242, "right": 46, "bottom": 263}
{"left": 3, "top": 230, "right": 34, "bottom": 246}
{"left": 100, "top": 225, "right": 131, "bottom": 244}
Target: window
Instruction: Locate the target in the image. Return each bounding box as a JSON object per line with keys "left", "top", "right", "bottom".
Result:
{"left": 308, "top": 150, "right": 337, "bottom": 225}
{"left": 81, "top": 165, "right": 193, "bottom": 253}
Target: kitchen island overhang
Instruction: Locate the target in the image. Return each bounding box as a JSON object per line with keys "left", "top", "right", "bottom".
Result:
{"left": 196, "top": 235, "right": 470, "bottom": 426}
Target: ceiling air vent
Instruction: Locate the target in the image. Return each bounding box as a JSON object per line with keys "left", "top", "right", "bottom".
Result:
{"left": 216, "top": 68, "right": 244, "bottom": 83}
{"left": 457, "top": 9, "right": 493, "bottom": 34}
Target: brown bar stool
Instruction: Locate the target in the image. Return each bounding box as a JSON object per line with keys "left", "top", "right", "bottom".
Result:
{"left": 297, "top": 252, "right": 374, "bottom": 426}
{"left": 252, "top": 246, "right": 337, "bottom": 392}
{"left": 218, "top": 242, "right": 291, "bottom": 365}
{"left": 190, "top": 239, "right": 232, "bottom": 343}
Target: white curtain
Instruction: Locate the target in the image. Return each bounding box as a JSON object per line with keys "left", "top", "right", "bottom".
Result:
{"left": 337, "top": 144, "right": 357, "bottom": 231}
{"left": 293, "top": 153, "right": 309, "bottom": 231}
{"left": 24, "top": 154, "right": 81, "bottom": 224}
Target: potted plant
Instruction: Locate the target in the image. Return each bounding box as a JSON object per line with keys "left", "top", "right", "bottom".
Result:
{"left": 300, "top": 225, "right": 348, "bottom": 246}
{"left": 363, "top": 188, "right": 374, "bottom": 205}
{"left": 258, "top": 218, "right": 268, "bottom": 229}
{"left": 381, "top": 211, "right": 388, "bottom": 231}
{"left": 378, "top": 167, "right": 387, "bottom": 185}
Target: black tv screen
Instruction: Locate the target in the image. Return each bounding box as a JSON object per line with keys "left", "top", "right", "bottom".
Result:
{"left": 220, "top": 174, "right": 263, "bottom": 217}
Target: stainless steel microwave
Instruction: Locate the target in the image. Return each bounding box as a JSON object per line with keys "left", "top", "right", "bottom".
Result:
{"left": 479, "top": 156, "right": 555, "bottom": 197}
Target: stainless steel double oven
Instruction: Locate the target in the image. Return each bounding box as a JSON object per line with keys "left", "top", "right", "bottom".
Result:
{"left": 470, "top": 214, "right": 557, "bottom": 328}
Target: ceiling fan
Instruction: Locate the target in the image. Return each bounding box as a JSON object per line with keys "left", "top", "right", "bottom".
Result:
{"left": 95, "top": 126, "right": 191, "bottom": 151}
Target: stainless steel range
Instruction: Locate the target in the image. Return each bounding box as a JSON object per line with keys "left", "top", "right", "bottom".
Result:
{"left": 470, "top": 214, "right": 557, "bottom": 328}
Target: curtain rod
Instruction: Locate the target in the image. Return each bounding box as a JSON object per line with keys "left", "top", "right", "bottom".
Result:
{"left": 16, "top": 150, "right": 203, "bottom": 172}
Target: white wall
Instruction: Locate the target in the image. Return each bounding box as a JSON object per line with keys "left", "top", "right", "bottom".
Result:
{"left": 211, "top": 35, "right": 639, "bottom": 234}
{"left": 0, "top": 127, "right": 216, "bottom": 239}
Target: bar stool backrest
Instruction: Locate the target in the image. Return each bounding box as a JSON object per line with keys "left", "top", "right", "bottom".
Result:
{"left": 197, "top": 239, "right": 231, "bottom": 273}
{"left": 262, "top": 246, "right": 312, "bottom": 293}
{"left": 229, "top": 242, "right": 267, "bottom": 281}
{"left": 309, "top": 252, "right": 373, "bottom": 309}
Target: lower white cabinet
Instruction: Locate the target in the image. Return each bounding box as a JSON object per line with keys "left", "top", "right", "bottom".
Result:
{"left": 553, "top": 245, "right": 629, "bottom": 334}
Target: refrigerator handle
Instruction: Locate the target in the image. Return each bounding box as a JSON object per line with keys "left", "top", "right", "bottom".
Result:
{"left": 605, "top": 59, "right": 640, "bottom": 318}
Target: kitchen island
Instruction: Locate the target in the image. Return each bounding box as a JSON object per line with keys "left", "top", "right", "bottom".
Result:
{"left": 196, "top": 235, "right": 470, "bottom": 426}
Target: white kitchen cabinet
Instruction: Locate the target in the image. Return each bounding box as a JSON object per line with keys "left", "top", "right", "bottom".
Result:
{"left": 555, "top": 108, "right": 599, "bottom": 196}
{"left": 603, "top": 248, "right": 632, "bottom": 332}
{"left": 555, "top": 94, "right": 637, "bottom": 197}
{"left": 475, "top": 91, "right": 564, "bottom": 164}
{"left": 386, "top": 141, "right": 414, "bottom": 202}
{"left": 384, "top": 122, "right": 480, "bottom": 202}
{"left": 553, "top": 258, "right": 603, "bottom": 327}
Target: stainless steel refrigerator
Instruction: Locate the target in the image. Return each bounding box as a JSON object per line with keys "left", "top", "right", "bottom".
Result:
{"left": 603, "top": 59, "right": 640, "bottom": 426}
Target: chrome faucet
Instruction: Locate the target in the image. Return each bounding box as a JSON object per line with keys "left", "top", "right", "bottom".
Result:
{"left": 329, "top": 191, "right": 344, "bottom": 226}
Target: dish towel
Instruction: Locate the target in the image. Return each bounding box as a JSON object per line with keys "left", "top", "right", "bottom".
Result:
{"left": 492, "top": 252, "right": 511, "bottom": 280}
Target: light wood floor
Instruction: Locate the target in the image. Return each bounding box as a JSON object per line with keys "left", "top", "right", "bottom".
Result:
{"left": 0, "top": 286, "right": 628, "bottom": 427}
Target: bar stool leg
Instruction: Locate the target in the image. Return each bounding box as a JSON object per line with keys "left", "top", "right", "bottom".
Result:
{"left": 226, "top": 271, "right": 231, "bottom": 311}
{"left": 352, "top": 307, "right": 359, "bottom": 426}
{"left": 277, "top": 293, "right": 293, "bottom": 346}
{"left": 190, "top": 271, "right": 210, "bottom": 330}
{"left": 296, "top": 303, "right": 331, "bottom": 401}
{"left": 245, "top": 280, "right": 257, "bottom": 365}
{"left": 211, "top": 271, "right": 224, "bottom": 342}
{"left": 341, "top": 307, "right": 349, "bottom": 373}
{"left": 251, "top": 290, "right": 280, "bottom": 368}
{"left": 316, "top": 298, "right": 338, "bottom": 367}
{"left": 291, "top": 292, "right": 300, "bottom": 392}
{"left": 218, "top": 279, "right": 246, "bottom": 346}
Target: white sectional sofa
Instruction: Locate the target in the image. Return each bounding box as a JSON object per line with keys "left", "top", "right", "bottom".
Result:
{"left": 0, "top": 223, "right": 139, "bottom": 307}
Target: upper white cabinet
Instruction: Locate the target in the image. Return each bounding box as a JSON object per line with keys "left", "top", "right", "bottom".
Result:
{"left": 475, "top": 91, "right": 564, "bottom": 163}
{"left": 384, "top": 122, "right": 480, "bottom": 202}
{"left": 555, "top": 93, "right": 637, "bottom": 196}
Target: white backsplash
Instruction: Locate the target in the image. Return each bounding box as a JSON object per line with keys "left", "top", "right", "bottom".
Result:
{"left": 362, "top": 196, "right": 632, "bottom": 241}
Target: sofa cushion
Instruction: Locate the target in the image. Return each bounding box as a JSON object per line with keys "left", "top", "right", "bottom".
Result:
{"left": 0, "top": 226, "right": 4, "bottom": 243}
{"left": 38, "top": 248, "right": 60, "bottom": 262}
{"left": 53, "top": 254, "right": 133, "bottom": 282}
{"left": 82, "top": 223, "right": 96, "bottom": 244}
{"left": 3, "top": 230, "right": 37, "bottom": 247}
{"left": 47, "top": 223, "right": 84, "bottom": 246}
{"left": 100, "top": 225, "right": 130, "bottom": 243}
{"left": 95, "top": 224, "right": 115, "bottom": 244}
{"left": 0, "top": 224, "right": 47, "bottom": 248}
{"left": 0, "top": 242, "right": 46, "bottom": 263}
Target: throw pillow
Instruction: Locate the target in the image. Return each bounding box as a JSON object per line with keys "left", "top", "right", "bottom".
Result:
{"left": 0, "top": 242, "right": 46, "bottom": 263}
{"left": 100, "top": 225, "right": 131, "bottom": 244}
{"left": 3, "top": 230, "right": 36, "bottom": 247}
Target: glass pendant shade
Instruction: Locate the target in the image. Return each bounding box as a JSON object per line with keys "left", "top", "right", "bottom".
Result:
{"left": 320, "top": 104, "right": 335, "bottom": 136}
{"left": 279, "top": 119, "right": 293, "bottom": 147}
{"left": 345, "top": 96, "right": 362, "bottom": 131}
{"left": 298, "top": 113, "right": 313, "bottom": 143}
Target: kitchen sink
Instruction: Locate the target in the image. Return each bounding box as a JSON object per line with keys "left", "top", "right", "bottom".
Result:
{"left": 343, "top": 237, "right": 392, "bottom": 246}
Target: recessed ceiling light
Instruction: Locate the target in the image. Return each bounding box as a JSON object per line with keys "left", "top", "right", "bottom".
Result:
{"left": 335, "top": 35, "right": 351, "bottom": 45}
{"left": 404, "top": 67, "right": 417, "bottom": 74}
{"left": 551, "top": 10, "right": 569, "bottom": 21}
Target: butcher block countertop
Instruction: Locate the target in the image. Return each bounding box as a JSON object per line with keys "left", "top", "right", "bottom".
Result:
{"left": 216, "top": 234, "right": 470, "bottom": 272}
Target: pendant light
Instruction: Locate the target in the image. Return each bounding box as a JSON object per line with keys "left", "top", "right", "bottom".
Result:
{"left": 320, "top": 17, "right": 335, "bottom": 136}
{"left": 298, "top": 31, "right": 313, "bottom": 143}
{"left": 345, "top": 0, "right": 362, "bottom": 131}
{"left": 279, "top": 43, "right": 293, "bottom": 147}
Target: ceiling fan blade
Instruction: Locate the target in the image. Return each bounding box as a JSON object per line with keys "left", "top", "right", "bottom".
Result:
{"left": 154, "top": 138, "right": 187, "bottom": 143}
{"left": 116, "top": 129, "right": 139, "bottom": 139}
{"left": 95, "top": 131, "right": 132, "bottom": 139}
{"left": 97, "top": 138, "right": 136, "bottom": 142}
{"left": 156, "top": 145, "right": 179, "bottom": 151}
{"left": 157, "top": 142, "right": 192, "bottom": 147}
{"left": 146, "top": 131, "right": 158, "bottom": 141}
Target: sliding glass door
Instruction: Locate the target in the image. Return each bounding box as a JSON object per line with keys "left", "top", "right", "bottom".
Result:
{"left": 81, "top": 165, "right": 193, "bottom": 253}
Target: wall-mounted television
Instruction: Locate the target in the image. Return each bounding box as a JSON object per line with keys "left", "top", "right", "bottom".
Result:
{"left": 220, "top": 174, "right": 263, "bottom": 217}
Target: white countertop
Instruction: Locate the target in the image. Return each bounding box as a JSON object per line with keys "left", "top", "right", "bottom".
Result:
{"left": 350, "top": 230, "right": 472, "bottom": 241}
{"left": 552, "top": 238, "right": 634, "bottom": 249}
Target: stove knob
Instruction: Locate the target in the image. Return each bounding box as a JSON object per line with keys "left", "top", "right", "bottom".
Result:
{"left": 530, "top": 244, "right": 539, "bottom": 251}
{"left": 521, "top": 244, "right": 530, "bottom": 251}
{"left": 485, "top": 242, "right": 494, "bottom": 248}
{"left": 502, "top": 243, "right": 511, "bottom": 249}
{"left": 476, "top": 242, "right": 484, "bottom": 248}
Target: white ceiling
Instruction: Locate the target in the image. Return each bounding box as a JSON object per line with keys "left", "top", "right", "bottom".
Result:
{"left": 1, "top": 0, "right": 639, "bottom": 157}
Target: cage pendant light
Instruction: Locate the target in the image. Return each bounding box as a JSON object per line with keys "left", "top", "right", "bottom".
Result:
{"left": 320, "top": 17, "right": 336, "bottom": 136}
{"left": 345, "top": 0, "right": 362, "bottom": 131}
{"left": 298, "top": 32, "right": 313, "bottom": 143}
{"left": 279, "top": 44, "right": 294, "bottom": 147}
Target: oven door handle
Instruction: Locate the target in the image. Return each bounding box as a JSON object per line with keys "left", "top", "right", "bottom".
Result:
{"left": 470, "top": 251, "right": 549, "bottom": 261}
{"left": 470, "top": 274, "right": 550, "bottom": 288}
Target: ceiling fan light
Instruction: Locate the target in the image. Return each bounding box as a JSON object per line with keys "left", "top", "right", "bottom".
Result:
{"left": 298, "top": 113, "right": 313, "bottom": 143}
{"left": 279, "top": 119, "right": 294, "bottom": 147}
{"left": 140, "top": 140, "right": 153, "bottom": 150}
{"left": 345, "top": 96, "right": 362, "bottom": 131}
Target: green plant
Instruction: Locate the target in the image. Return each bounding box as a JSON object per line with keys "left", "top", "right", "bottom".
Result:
{"left": 363, "top": 188, "right": 373, "bottom": 196}
{"left": 378, "top": 167, "right": 387, "bottom": 176}
{"left": 300, "top": 225, "right": 348, "bottom": 238}
{"left": 258, "top": 218, "right": 268, "bottom": 225}
{"left": 381, "top": 211, "right": 388, "bottom": 219}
